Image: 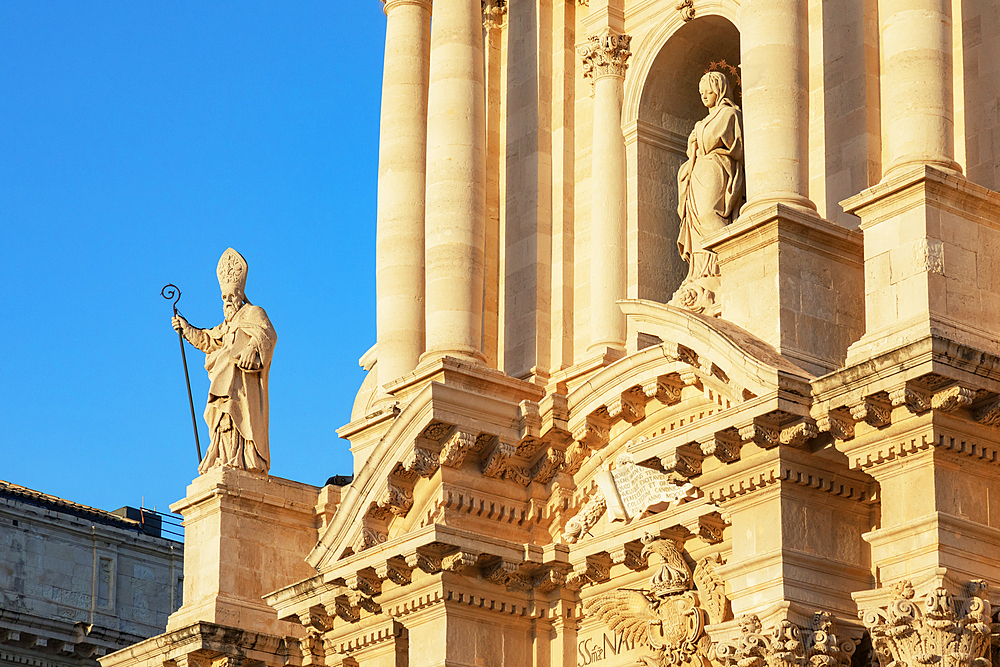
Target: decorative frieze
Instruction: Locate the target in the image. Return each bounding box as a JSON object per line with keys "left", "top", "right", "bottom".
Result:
{"left": 579, "top": 28, "right": 632, "bottom": 81}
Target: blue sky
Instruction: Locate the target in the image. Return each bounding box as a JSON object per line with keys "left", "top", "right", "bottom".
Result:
{"left": 1, "top": 3, "right": 385, "bottom": 516}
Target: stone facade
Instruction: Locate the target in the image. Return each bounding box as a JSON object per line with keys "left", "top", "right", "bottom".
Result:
{"left": 0, "top": 481, "right": 183, "bottom": 667}
{"left": 103, "top": 1, "right": 1000, "bottom": 667}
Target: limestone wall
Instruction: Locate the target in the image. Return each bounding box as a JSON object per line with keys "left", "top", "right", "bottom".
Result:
{"left": 0, "top": 481, "right": 182, "bottom": 664}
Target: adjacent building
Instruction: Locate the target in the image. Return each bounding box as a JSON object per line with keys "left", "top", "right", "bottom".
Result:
{"left": 0, "top": 481, "right": 183, "bottom": 667}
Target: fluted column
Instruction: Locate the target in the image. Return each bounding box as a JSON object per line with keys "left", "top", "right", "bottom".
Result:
{"left": 740, "top": 0, "right": 815, "bottom": 214}
{"left": 879, "top": 0, "right": 961, "bottom": 176}
{"left": 375, "top": 0, "right": 432, "bottom": 389}
{"left": 581, "top": 28, "right": 630, "bottom": 354}
{"left": 422, "top": 0, "right": 488, "bottom": 363}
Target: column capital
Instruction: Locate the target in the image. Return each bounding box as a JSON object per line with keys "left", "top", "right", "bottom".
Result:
{"left": 382, "top": 0, "right": 431, "bottom": 15}
{"left": 482, "top": 0, "right": 506, "bottom": 30}
{"left": 579, "top": 27, "right": 631, "bottom": 80}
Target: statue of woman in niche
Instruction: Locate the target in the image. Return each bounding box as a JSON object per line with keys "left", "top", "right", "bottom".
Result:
{"left": 669, "top": 71, "right": 744, "bottom": 314}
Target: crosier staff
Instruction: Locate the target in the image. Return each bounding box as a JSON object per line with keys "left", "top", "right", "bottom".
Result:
{"left": 161, "top": 284, "right": 203, "bottom": 464}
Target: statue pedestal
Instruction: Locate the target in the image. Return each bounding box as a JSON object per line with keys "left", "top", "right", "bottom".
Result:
{"left": 842, "top": 165, "right": 1000, "bottom": 365}
{"left": 166, "top": 467, "right": 321, "bottom": 637}
{"left": 705, "top": 204, "right": 864, "bottom": 376}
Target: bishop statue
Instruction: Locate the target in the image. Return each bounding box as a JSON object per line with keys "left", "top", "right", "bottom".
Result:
{"left": 171, "top": 248, "right": 276, "bottom": 475}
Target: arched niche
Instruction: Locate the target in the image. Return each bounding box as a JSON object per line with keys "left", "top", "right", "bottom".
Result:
{"left": 626, "top": 15, "right": 740, "bottom": 306}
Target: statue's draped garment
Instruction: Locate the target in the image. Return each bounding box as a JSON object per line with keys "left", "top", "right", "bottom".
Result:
{"left": 676, "top": 100, "right": 744, "bottom": 280}
{"left": 185, "top": 304, "right": 276, "bottom": 474}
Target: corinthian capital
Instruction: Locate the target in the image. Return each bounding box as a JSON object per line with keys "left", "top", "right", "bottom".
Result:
{"left": 579, "top": 28, "right": 632, "bottom": 80}
{"left": 482, "top": 0, "right": 507, "bottom": 30}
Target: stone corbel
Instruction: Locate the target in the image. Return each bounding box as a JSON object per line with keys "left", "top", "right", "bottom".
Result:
{"left": 377, "top": 478, "right": 413, "bottom": 517}
{"left": 930, "top": 385, "right": 976, "bottom": 412}
{"left": 531, "top": 449, "right": 565, "bottom": 485}
{"left": 700, "top": 429, "right": 742, "bottom": 463}
{"left": 540, "top": 392, "right": 570, "bottom": 438}
{"left": 481, "top": 439, "right": 515, "bottom": 479}
{"left": 346, "top": 569, "right": 381, "bottom": 597}
{"left": 607, "top": 390, "right": 646, "bottom": 424}
{"left": 482, "top": 559, "right": 519, "bottom": 586}
{"left": 816, "top": 410, "right": 855, "bottom": 440}
{"left": 375, "top": 557, "right": 412, "bottom": 586}
{"left": 698, "top": 512, "right": 726, "bottom": 545}
{"left": 354, "top": 526, "right": 387, "bottom": 554}
{"left": 679, "top": 368, "right": 701, "bottom": 387}
{"left": 643, "top": 374, "right": 683, "bottom": 405}
{"left": 403, "top": 445, "right": 440, "bottom": 478}
{"left": 888, "top": 383, "right": 931, "bottom": 413}
{"left": 610, "top": 541, "right": 647, "bottom": 571}
{"left": 973, "top": 397, "right": 1000, "bottom": 427}
{"left": 298, "top": 604, "right": 335, "bottom": 635}
{"left": 566, "top": 553, "right": 612, "bottom": 590}
{"left": 507, "top": 464, "right": 532, "bottom": 486}
{"left": 334, "top": 595, "right": 360, "bottom": 623}
{"left": 442, "top": 550, "right": 480, "bottom": 573}
{"left": 533, "top": 569, "right": 566, "bottom": 593}
{"left": 661, "top": 442, "right": 704, "bottom": 478}
{"left": 405, "top": 550, "right": 442, "bottom": 574}
{"left": 779, "top": 420, "right": 819, "bottom": 448}
{"left": 421, "top": 422, "right": 452, "bottom": 441}
{"left": 573, "top": 414, "right": 611, "bottom": 450}
{"left": 850, "top": 396, "right": 891, "bottom": 427}
{"left": 438, "top": 429, "right": 475, "bottom": 468}
{"left": 738, "top": 418, "right": 780, "bottom": 449}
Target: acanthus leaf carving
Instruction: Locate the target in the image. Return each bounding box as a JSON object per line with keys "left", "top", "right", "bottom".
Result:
{"left": 562, "top": 441, "right": 591, "bottom": 476}
{"left": 779, "top": 420, "right": 819, "bottom": 448}
{"left": 610, "top": 542, "right": 648, "bottom": 571}
{"left": 404, "top": 445, "right": 440, "bottom": 478}
{"left": 506, "top": 464, "right": 532, "bottom": 486}
{"left": 405, "top": 551, "right": 442, "bottom": 574}
{"left": 860, "top": 580, "right": 992, "bottom": 667}
{"left": 482, "top": 440, "right": 515, "bottom": 479}
{"left": 441, "top": 550, "right": 479, "bottom": 573}
{"left": 376, "top": 558, "right": 412, "bottom": 586}
{"left": 438, "top": 429, "right": 475, "bottom": 468}
{"left": 661, "top": 443, "right": 704, "bottom": 478}
{"left": 531, "top": 449, "right": 565, "bottom": 485}
{"left": 643, "top": 375, "right": 683, "bottom": 405}
{"left": 931, "top": 386, "right": 976, "bottom": 412}
{"left": 354, "top": 526, "right": 387, "bottom": 554}
{"left": 817, "top": 412, "right": 855, "bottom": 441}
{"left": 739, "top": 420, "right": 780, "bottom": 449}
{"left": 973, "top": 398, "right": 1000, "bottom": 427}
{"left": 607, "top": 391, "right": 646, "bottom": 424}
{"left": 579, "top": 28, "right": 632, "bottom": 81}
{"left": 851, "top": 398, "right": 891, "bottom": 427}
{"left": 701, "top": 430, "right": 742, "bottom": 463}
{"left": 889, "top": 385, "right": 931, "bottom": 413}
{"left": 716, "top": 612, "right": 856, "bottom": 667}
{"left": 533, "top": 569, "right": 566, "bottom": 593}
